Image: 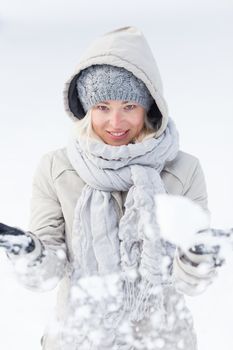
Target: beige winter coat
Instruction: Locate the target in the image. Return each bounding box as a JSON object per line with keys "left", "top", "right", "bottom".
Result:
{"left": 9, "top": 27, "right": 211, "bottom": 349}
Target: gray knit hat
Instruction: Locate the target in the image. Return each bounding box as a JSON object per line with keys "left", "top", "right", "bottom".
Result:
{"left": 76, "top": 64, "right": 154, "bottom": 113}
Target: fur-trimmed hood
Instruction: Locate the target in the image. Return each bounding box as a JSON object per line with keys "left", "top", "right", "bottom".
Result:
{"left": 63, "top": 26, "right": 169, "bottom": 137}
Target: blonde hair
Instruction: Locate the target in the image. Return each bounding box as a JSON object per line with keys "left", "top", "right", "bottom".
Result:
{"left": 72, "top": 108, "right": 157, "bottom": 147}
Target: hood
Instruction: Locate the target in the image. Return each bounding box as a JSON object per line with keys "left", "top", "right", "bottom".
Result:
{"left": 64, "top": 26, "right": 169, "bottom": 137}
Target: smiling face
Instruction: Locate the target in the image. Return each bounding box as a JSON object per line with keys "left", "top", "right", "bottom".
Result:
{"left": 91, "top": 100, "right": 146, "bottom": 146}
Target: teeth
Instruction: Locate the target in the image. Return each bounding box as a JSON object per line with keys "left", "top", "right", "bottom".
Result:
{"left": 109, "top": 131, "right": 127, "bottom": 136}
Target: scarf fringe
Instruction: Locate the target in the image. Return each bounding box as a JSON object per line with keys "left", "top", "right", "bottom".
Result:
{"left": 123, "top": 277, "right": 165, "bottom": 323}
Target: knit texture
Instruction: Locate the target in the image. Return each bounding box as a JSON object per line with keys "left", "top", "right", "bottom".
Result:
{"left": 76, "top": 65, "right": 154, "bottom": 112}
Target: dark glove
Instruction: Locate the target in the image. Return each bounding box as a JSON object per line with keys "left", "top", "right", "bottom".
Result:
{"left": 0, "top": 222, "right": 35, "bottom": 255}
{"left": 173, "top": 243, "right": 220, "bottom": 296}
{"left": 187, "top": 243, "right": 225, "bottom": 268}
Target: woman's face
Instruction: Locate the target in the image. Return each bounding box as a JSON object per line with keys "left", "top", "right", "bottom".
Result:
{"left": 91, "top": 100, "right": 145, "bottom": 146}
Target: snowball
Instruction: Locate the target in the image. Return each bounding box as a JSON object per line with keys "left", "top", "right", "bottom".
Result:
{"left": 155, "top": 194, "right": 210, "bottom": 250}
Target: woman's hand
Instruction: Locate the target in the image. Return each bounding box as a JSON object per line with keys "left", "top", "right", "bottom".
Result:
{"left": 0, "top": 223, "right": 35, "bottom": 255}
{"left": 180, "top": 242, "right": 225, "bottom": 268}
{"left": 173, "top": 244, "right": 220, "bottom": 296}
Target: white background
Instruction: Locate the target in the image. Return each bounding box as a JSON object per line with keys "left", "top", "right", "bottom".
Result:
{"left": 0, "top": 0, "right": 233, "bottom": 349}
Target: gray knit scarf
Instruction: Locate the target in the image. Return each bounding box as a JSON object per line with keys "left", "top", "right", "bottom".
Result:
{"left": 66, "top": 117, "right": 179, "bottom": 330}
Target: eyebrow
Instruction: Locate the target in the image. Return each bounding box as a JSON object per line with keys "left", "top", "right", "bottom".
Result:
{"left": 99, "top": 101, "right": 130, "bottom": 105}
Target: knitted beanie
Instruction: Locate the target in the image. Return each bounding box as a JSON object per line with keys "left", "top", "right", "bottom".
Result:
{"left": 76, "top": 64, "right": 154, "bottom": 113}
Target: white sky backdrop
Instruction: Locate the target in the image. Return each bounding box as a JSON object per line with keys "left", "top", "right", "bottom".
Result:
{"left": 0, "top": 0, "right": 233, "bottom": 349}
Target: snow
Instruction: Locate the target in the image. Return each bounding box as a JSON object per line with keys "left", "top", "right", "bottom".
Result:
{"left": 0, "top": 232, "right": 33, "bottom": 254}
{"left": 0, "top": 0, "right": 233, "bottom": 349}
{"left": 156, "top": 194, "right": 233, "bottom": 270}
{"left": 156, "top": 194, "right": 211, "bottom": 249}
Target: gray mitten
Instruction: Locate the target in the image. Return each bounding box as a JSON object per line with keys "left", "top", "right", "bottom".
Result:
{"left": 0, "top": 222, "right": 35, "bottom": 255}
{"left": 181, "top": 242, "right": 225, "bottom": 269}
{"left": 173, "top": 244, "right": 219, "bottom": 296}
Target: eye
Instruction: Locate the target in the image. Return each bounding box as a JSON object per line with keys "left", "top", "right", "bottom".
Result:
{"left": 124, "top": 104, "right": 137, "bottom": 111}
{"left": 96, "top": 105, "right": 109, "bottom": 111}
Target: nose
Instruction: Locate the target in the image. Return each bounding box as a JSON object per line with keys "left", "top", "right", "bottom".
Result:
{"left": 109, "top": 110, "right": 124, "bottom": 129}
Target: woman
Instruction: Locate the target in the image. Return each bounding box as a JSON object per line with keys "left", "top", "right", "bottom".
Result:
{"left": 0, "top": 26, "right": 217, "bottom": 350}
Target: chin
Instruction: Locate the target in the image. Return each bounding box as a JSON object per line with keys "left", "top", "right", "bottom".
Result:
{"left": 105, "top": 138, "right": 133, "bottom": 146}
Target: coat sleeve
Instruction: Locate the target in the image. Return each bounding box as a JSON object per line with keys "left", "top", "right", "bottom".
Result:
{"left": 182, "top": 158, "right": 209, "bottom": 213}
{"left": 172, "top": 159, "right": 217, "bottom": 296}
{"left": 7, "top": 152, "right": 68, "bottom": 292}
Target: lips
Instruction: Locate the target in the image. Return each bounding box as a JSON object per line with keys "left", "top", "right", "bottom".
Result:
{"left": 107, "top": 130, "right": 129, "bottom": 140}
{"left": 109, "top": 131, "right": 127, "bottom": 136}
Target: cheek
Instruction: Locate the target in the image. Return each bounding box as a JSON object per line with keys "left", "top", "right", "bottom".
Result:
{"left": 132, "top": 113, "right": 145, "bottom": 130}
{"left": 91, "top": 114, "right": 103, "bottom": 131}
